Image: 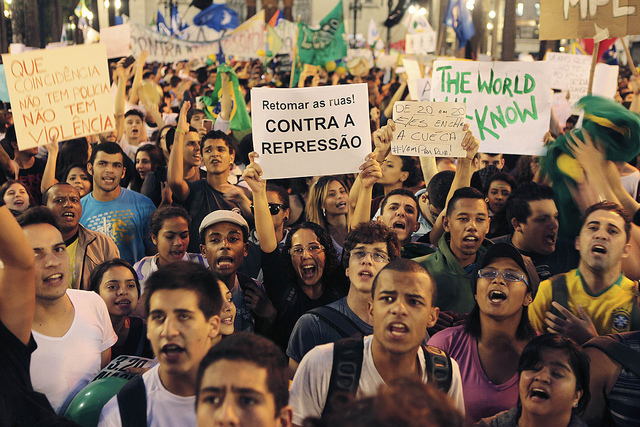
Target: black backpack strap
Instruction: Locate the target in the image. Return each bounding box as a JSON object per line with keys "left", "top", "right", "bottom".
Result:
{"left": 116, "top": 375, "right": 147, "bottom": 427}
{"left": 550, "top": 274, "right": 569, "bottom": 319}
{"left": 323, "top": 337, "right": 364, "bottom": 417}
{"left": 422, "top": 345, "right": 453, "bottom": 392}
{"left": 584, "top": 334, "right": 640, "bottom": 378}
{"left": 630, "top": 281, "right": 640, "bottom": 331}
{"left": 308, "top": 306, "right": 366, "bottom": 339}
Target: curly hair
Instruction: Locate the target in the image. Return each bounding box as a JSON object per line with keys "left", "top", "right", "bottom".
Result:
{"left": 283, "top": 222, "right": 339, "bottom": 286}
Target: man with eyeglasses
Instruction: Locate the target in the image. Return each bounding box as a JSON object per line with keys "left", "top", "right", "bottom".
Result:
{"left": 199, "top": 210, "right": 276, "bottom": 334}
{"left": 286, "top": 221, "right": 401, "bottom": 375}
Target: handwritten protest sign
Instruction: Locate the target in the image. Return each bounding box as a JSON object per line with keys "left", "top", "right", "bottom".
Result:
{"left": 545, "top": 52, "right": 619, "bottom": 107}
{"left": 251, "top": 84, "right": 370, "bottom": 179}
{"left": 130, "top": 24, "right": 220, "bottom": 63}
{"left": 220, "top": 11, "right": 265, "bottom": 60}
{"left": 405, "top": 31, "right": 436, "bottom": 55}
{"left": 431, "top": 60, "right": 551, "bottom": 155}
{"left": 100, "top": 24, "right": 131, "bottom": 59}
{"left": 2, "top": 44, "right": 115, "bottom": 150}
{"left": 539, "top": 0, "right": 640, "bottom": 40}
{"left": 392, "top": 101, "right": 466, "bottom": 157}
{"left": 417, "top": 77, "right": 431, "bottom": 101}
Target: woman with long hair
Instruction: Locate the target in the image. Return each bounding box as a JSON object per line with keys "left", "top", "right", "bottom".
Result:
{"left": 429, "top": 243, "right": 540, "bottom": 422}
{"left": 306, "top": 176, "right": 350, "bottom": 255}
{"left": 476, "top": 334, "right": 589, "bottom": 427}
{"left": 130, "top": 144, "right": 165, "bottom": 193}
{"left": 243, "top": 153, "right": 347, "bottom": 350}
{"left": 0, "top": 180, "right": 33, "bottom": 213}
{"left": 90, "top": 259, "right": 153, "bottom": 358}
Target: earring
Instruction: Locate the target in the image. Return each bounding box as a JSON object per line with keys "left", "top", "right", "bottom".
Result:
{"left": 485, "top": 198, "right": 490, "bottom": 203}
{"left": 322, "top": 208, "right": 326, "bottom": 217}
{"left": 573, "top": 402, "right": 578, "bottom": 408}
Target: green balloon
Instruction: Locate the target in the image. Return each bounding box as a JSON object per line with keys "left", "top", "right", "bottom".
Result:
{"left": 206, "top": 58, "right": 214, "bottom": 66}
{"left": 266, "top": 51, "right": 273, "bottom": 57}
{"left": 64, "top": 377, "right": 129, "bottom": 427}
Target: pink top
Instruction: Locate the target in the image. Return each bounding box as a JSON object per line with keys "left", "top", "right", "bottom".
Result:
{"left": 429, "top": 325, "right": 519, "bottom": 422}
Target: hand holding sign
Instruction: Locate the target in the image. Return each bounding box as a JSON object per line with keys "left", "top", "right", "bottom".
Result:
{"left": 461, "top": 123, "right": 480, "bottom": 160}
{"left": 373, "top": 118, "right": 395, "bottom": 162}
{"left": 243, "top": 152, "right": 265, "bottom": 194}
{"left": 359, "top": 152, "right": 383, "bottom": 189}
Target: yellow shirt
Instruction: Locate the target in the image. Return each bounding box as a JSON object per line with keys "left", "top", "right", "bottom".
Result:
{"left": 66, "top": 238, "right": 78, "bottom": 289}
{"left": 529, "top": 269, "right": 637, "bottom": 335}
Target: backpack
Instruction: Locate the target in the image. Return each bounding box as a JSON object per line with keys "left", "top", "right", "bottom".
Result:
{"left": 550, "top": 274, "right": 640, "bottom": 331}
{"left": 307, "top": 306, "right": 367, "bottom": 339}
{"left": 322, "top": 337, "right": 452, "bottom": 416}
{"left": 583, "top": 332, "right": 640, "bottom": 378}
{"left": 116, "top": 375, "right": 147, "bottom": 427}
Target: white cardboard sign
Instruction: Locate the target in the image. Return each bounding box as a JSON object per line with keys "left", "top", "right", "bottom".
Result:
{"left": 2, "top": 44, "right": 116, "bottom": 150}
{"left": 405, "top": 31, "right": 436, "bottom": 55}
{"left": 100, "top": 24, "right": 131, "bottom": 59}
{"left": 392, "top": 101, "right": 467, "bottom": 157}
{"left": 431, "top": 60, "right": 552, "bottom": 155}
{"left": 251, "top": 84, "right": 371, "bottom": 179}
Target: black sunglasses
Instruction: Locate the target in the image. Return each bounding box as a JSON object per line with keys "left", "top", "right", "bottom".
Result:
{"left": 250, "top": 203, "right": 284, "bottom": 216}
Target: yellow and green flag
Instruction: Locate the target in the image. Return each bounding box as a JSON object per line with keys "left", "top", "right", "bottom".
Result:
{"left": 201, "top": 64, "right": 251, "bottom": 132}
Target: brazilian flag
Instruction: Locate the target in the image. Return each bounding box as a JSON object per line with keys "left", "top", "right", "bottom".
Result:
{"left": 201, "top": 63, "right": 251, "bottom": 132}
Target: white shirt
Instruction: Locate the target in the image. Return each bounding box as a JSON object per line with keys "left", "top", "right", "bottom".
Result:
{"left": 98, "top": 365, "right": 197, "bottom": 427}
{"left": 289, "top": 335, "right": 465, "bottom": 425}
{"left": 31, "top": 289, "right": 117, "bottom": 414}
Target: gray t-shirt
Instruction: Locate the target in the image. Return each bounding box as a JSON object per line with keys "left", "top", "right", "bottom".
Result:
{"left": 286, "top": 297, "right": 372, "bottom": 362}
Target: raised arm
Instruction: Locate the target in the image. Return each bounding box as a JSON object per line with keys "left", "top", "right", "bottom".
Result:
{"left": 349, "top": 152, "right": 382, "bottom": 229}
{"left": 128, "top": 50, "right": 148, "bottom": 106}
{"left": 219, "top": 72, "right": 232, "bottom": 121}
{"left": 383, "top": 74, "right": 408, "bottom": 120}
{"left": 114, "top": 58, "right": 131, "bottom": 143}
{"left": 167, "top": 101, "right": 191, "bottom": 202}
{"left": 243, "top": 152, "right": 278, "bottom": 253}
{"left": 0, "top": 205, "right": 36, "bottom": 345}
{"left": 348, "top": 119, "right": 395, "bottom": 217}
{"left": 429, "top": 125, "right": 479, "bottom": 245}
{"left": 40, "top": 136, "right": 59, "bottom": 194}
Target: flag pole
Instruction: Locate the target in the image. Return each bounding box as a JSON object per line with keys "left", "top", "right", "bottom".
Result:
{"left": 587, "top": 40, "right": 599, "bottom": 95}
{"left": 621, "top": 37, "right": 638, "bottom": 77}
{"left": 289, "top": 14, "right": 302, "bottom": 88}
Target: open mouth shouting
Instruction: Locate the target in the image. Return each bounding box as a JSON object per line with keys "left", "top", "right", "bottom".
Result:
{"left": 216, "top": 255, "right": 235, "bottom": 270}
{"left": 160, "top": 344, "right": 186, "bottom": 362}
{"left": 43, "top": 272, "right": 64, "bottom": 286}
{"left": 529, "top": 388, "right": 550, "bottom": 402}
{"left": 488, "top": 290, "right": 507, "bottom": 303}
{"left": 545, "top": 233, "right": 557, "bottom": 247}
{"left": 168, "top": 248, "right": 186, "bottom": 261}
{"left": 387, "top": 322, "right": 410, "bottom": 339}
{"left": 591, "top": 244, "right": 607, "bottom": 255}
{"left": 462, "top": 235, "right": 479, "bottom": 249}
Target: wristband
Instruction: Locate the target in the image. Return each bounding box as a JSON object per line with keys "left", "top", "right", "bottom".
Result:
{"left": 175, "top": 128, "right": 185, "bottom": 135}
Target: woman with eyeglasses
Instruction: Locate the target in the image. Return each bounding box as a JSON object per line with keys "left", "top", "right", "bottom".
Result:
{"left": 429, "top": 242, "right": 540, "bottom": 423}
{"left": 243, "top": 152, "right": 348, "bottom": 351}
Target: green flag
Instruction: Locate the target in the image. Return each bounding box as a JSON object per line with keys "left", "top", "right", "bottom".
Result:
{"left": 201, "top": 63, "right": 251, "bottom": 132}
{"left": 294, "top": 1, "right": 346, "bottom": 85}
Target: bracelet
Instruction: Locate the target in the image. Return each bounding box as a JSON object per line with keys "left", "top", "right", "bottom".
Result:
{"left": 175, "top": 128, "right": 185, "bottom": 135}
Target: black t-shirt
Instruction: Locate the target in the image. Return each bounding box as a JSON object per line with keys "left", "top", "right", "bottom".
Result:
{"left": 0, "top": 319, "right": 75, "bottom": 426}
{"left": 261, "top": 249, "right": 348, "bottom": 351}
{"left": 16, "top": 157, "right": 46, "bottom": 205}
{"left": 181, "top": 179, "right": 243, "bottom": 253}
{"left": 491, "top": 234, "right": 580, "bottom": 281}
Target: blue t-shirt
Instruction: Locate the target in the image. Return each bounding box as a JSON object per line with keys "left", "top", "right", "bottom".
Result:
{"left": 80, "top": 188, "right": 156, "bottom": 265}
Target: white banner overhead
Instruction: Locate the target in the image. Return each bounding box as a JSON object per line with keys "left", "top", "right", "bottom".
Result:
{"left": 130, "top": 24, "right": 220, "bottom": 63}
{"left": 2, "top": 44, "right": 115, "bottom": 150}
{"left": 431, "top": 60, "right": 552, "bottom": 155}
{"left": 251, "top": 84, "right": 371, "bottom": 179}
